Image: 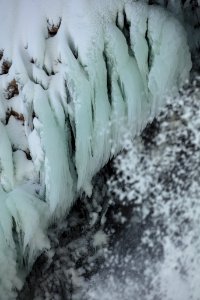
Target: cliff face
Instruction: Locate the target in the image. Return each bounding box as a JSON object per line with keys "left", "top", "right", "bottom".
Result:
{"left": 0, "top": 1, "right": 193, "bottom": 298}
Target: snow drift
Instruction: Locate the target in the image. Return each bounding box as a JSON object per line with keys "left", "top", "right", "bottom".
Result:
{"left": 0, "top": 0, "right": 191, "bottom": 298}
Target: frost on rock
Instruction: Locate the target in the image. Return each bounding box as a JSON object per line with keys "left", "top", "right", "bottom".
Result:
{"left": 0, "top": 0, "right": 191, "bottom": 297}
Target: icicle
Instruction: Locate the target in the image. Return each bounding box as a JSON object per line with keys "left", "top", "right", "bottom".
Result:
{"left": 33, "top": 85, "right": 74, "bottom": 215}
{"left": 0, "top": 121, "right": 14, "bottom": 191}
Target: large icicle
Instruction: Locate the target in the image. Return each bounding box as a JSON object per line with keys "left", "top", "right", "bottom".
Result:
{"left": 33, "top": 85, "right": 74, "bottom": 215}
{"left": 0, "top": 121, "right": 14, "bottom": 191}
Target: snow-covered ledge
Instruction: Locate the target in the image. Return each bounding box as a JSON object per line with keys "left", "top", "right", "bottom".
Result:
{"left": 0, "top": 0, "right": 191, "bottom": 298}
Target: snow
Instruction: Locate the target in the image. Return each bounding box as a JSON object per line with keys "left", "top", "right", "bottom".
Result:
{"left": 13, "top": 150, "right": 36, "bottom": 184}
{"left": 6, "top": 116, "right": 28, "bottom": 151}
{"left": 0, "top": 0, "right": 193, "bottom": 298}
{"left": 93, "top": 230, "right": 107, "bottom": 248}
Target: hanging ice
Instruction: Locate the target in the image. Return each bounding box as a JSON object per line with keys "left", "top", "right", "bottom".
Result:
{"left": 0, "top": 0, "right": 192, "bottom": 297}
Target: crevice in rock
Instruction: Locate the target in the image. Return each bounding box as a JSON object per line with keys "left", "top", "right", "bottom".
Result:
{"left": 6, "top": 110, "right": 25, "bottom": 124}
{"left": 0, "top": 59, "right": 11, "bottom": 75}
{"left": 47, "top": 17, "right": 62, "bottom": 37}
{"left": 5, "top": 79, "right": 19, "bottom": 99}
{"left": 103, "top": 50, "right": 112, "bottom": 106}
{"left": 0, "top": 49, "right": 3, "bottom": 61}
{"left": 145, "top": 18, "right": 153, "bottom": 72}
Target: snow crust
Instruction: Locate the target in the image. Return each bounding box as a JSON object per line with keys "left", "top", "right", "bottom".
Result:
{"left": 0, "top": 0, "right": 191, "bottom": 297}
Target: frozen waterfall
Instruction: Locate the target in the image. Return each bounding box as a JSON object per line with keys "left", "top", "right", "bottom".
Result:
{"left": 0, "top": 0, "right": 192, "bottom": 298}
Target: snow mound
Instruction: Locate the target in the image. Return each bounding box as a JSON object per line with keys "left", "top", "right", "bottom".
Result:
{"left": 0, "top": 0, "right": 191, "bottom": 297}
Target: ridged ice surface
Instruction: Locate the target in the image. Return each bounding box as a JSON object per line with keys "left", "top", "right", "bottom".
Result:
{"left": 0, "top": 0, "right": 191, "bottom": 298}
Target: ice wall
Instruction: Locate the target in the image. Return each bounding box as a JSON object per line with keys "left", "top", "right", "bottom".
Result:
{"left": 142, "top": 0, "right": 200, "bottom": 50}
{"left": 0, "top": 0, "right": 191, "bottom": 297}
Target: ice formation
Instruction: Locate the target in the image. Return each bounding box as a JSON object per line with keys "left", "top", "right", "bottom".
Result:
{"left": 143, "top": 0, "right": 200, "bottom": 50}
{"left": 0, "top": 0, "right": 191, "bottom": 297}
